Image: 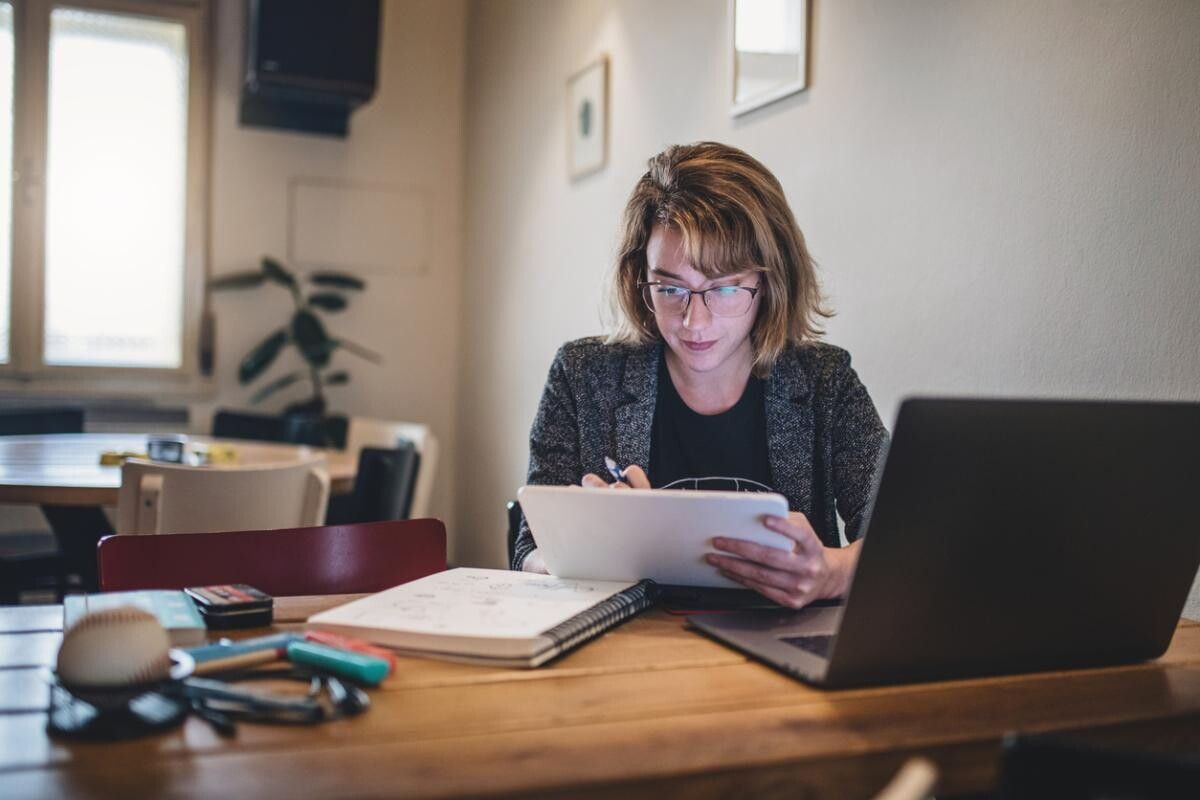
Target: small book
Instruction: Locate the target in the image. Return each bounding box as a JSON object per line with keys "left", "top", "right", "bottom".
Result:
{"left": 306, "top": 568, "right": 658, "bottom": 668}
{"left": 63, "top": 590, "right": 207, "bottom": 647}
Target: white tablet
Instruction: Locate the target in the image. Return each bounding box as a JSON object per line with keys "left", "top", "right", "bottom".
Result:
{"left": 516, "top": 485, "right": 793, "bottom": 588}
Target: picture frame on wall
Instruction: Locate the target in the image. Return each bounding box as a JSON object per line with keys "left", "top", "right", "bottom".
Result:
{"left": 567, "top": 55, "right": 608, "bottom": 179}
{"left": 731, "top": 0, "right": 809, "bottom": 116}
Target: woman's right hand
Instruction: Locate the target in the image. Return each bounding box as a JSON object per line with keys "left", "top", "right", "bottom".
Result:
{"left": 580, "top": 464, "right": 651, "bottom": 490}
{"left": 524, "top": 467, "right": 651, "bottom": 574}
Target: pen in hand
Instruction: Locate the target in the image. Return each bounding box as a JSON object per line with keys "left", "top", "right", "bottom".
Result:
{"left": 604, "top": 456, "right": 626, "bottom": 483}
{"left": 585, "top": 458, "right": 649, "bottom": 489}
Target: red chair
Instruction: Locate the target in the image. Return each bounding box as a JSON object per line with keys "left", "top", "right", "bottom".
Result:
{"left": 97, "top": 520, "right": 446, "bottom": 595}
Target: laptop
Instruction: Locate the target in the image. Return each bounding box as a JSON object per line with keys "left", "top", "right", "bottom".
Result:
{"left": 688, "top": 398, "right": 1200, "bottom": 688}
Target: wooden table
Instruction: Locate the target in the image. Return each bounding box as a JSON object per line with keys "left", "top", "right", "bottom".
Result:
{"left": 0, "top": 433, "right": 358, "bottom": 506}
{"left": 1, "top": 598, "right": 1199, "bottom": 798}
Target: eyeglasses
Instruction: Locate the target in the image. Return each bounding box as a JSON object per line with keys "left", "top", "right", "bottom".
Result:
{"left": 638, "top": 280, "right": 760, "bottom": 318}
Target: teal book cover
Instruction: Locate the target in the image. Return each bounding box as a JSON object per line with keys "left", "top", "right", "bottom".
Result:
{"left": 63, "top": 590, "right": 206, "bottom": 646}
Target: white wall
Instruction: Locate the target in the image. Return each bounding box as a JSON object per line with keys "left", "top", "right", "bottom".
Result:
{"left": 456, "top": 0, "right": 1200, "bottom": 569}
{"left": 207, "top": 0, "right": 467, "bottom": 555}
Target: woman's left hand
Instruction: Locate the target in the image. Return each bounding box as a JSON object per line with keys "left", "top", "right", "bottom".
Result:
{"left": 705, "top": 512, "right": 860, "bottom": 609}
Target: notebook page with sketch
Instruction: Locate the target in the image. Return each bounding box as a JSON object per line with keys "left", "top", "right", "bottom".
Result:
{"left": 306, "top": 568, "right": 657, "bottom": 667}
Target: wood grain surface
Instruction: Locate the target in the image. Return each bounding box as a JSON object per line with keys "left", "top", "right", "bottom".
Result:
{"left": 0, "top": 597, "right": 1197, "bottom": 798}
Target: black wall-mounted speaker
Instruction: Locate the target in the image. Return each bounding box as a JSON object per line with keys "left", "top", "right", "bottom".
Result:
{"left": 239, "top": 0, "right": 382, "bottom": 138}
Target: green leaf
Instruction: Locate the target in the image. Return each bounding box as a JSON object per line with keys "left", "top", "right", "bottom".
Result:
{"left": 250, "top": 370, "right": 307, "bottom": 404}
{"left": 309, "top": 271, "right": 365, "bottom": 291}
{"left": 262, "top": 257, "right": 297, "bottom": 288}
{"left": 307, "top": 292, "right": 348, "bottom": 312}
{"left": 238, "top": 328, "right": 288, "bottom": 384}
{"left": 322, "top": 371, "right": 350, "bottom": 386}
{"left": 209, "top": 270, "right": 266, "bottom": 290}
{"left": 292, "top": 309, "right": 333, "bottom": 367}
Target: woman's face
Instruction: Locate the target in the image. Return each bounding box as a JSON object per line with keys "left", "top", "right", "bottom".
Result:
{"left": 644, "top": 224, "right": 761, "bottom": 383}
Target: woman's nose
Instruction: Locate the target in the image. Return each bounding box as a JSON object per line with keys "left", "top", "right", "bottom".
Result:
{"left": 682, "top": 294, "right": 712, "bottom": 329}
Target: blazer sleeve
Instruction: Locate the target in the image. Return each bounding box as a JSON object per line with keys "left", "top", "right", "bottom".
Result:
{"left": 831, "top": 359, "right": 889, "bottom": 542}
{"left": 511, "top": 346, "right": 584, "bottom": 570}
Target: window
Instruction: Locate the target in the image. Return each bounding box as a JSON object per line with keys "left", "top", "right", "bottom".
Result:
{"left": 1, "top": 0, "right": 208, "bottom": 385}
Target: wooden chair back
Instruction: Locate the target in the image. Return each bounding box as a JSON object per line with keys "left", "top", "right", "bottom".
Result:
{"left": 116, "top": 457, "right": 329, "bottom": 535}
{"left": 98, "top": 519, "right": 446, "bottom": 594}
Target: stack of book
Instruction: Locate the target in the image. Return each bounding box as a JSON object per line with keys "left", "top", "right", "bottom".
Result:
{"left": 307, "top": 568, "right": 657, "bottom": 667}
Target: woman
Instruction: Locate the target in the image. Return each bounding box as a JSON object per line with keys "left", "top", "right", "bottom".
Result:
{"left": 512, "top": 142, "right": 887, "bottom": 610}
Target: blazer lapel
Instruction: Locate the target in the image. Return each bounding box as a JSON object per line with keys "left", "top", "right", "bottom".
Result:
{"left": 614, "top": 343, "right": 660, "bottom": 474}
{"left": 765, "top": 347, "right": 813, "bottom": 511}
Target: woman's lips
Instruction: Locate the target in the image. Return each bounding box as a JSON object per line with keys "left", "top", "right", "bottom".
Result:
{"left": 682, "top": 340, "right": 716, "bottom": 352}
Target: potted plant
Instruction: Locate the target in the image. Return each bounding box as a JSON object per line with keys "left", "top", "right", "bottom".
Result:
{"left": 209, "top": 257, "right": 381, "bottom": 447}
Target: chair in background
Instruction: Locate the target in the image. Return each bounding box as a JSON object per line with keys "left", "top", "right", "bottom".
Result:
{"left": 211, "top": 409, "right": 287, "bottom": 442}
{"left": 0, "top": 407, "right": 84, "bottom": 436}
{"left": 116, "top": 458, "right": 329, "bottom": 535}
{"left": 212, "top": 408, "right": 349, "bottom": 449}
{"left": 344, "top": 417, "right": 438, "bottom": 518}
{"left": 282, "top": 414, "right": 349, "bottom": 449}
{"left": 506, "top": 500, "right": 522, "bottom": 569}
{"left": 0, "top": 406, "right": 111, "bottom": 601}
{"left": 0, "top": 535, "right": 69, "bottom": 604}
{"left": 326, "top": 443, "right": 420, "bottom": 525}
{"left": 98, "top": 519, "right": 446, "bottom": 595}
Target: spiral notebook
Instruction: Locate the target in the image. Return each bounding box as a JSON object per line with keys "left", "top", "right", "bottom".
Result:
{"left": 306, "top": 568, "right": 658, "bottom": 667}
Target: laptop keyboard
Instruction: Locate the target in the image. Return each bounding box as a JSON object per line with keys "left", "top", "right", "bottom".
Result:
{"left": 779, "top": 634, "right": 834, "bottom": 659}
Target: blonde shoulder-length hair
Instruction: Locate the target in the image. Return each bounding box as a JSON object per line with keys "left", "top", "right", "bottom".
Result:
{"left": 609, "top": 142, "right": 830, "bottom": 377}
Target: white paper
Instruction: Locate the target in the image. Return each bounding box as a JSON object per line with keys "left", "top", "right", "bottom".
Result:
{"left": 309, "top": 568, "right": 637, "bottom": 641}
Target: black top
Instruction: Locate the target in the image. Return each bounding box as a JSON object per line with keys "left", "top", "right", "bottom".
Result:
{"left": 649, "top": 356, "right": 775, "bottom": 493}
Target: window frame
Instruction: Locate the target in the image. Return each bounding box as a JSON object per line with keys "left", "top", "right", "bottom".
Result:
{"left": 0, "top": 0, "right": 210, "bottom": 393}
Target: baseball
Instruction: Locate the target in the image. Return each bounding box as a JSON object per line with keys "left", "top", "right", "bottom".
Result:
{"left": 56, "top": 606, "right": 174, "bottom": 689}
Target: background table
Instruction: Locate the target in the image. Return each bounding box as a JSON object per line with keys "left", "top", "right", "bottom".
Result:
{"left": 1, "top": 598, "right": 1198, "bottom": 798}
{"left": 0, "top": 433, "right": 358, "bottom": 507}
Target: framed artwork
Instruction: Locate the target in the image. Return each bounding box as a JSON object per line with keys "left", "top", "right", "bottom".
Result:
{"left": 731, "top": 0, "right": 809, "bottom": 116}
{"left": 567, "top": 55, "right": 608, "bottom": 179}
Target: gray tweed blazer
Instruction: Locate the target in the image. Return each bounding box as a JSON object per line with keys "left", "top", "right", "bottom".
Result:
{"left": 512, "top": 336, "right": 889, "bottom": 570}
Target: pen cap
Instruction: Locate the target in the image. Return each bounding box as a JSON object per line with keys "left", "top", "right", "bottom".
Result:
{"left": 286, "top": 641, "right": 390, "bottom": 686}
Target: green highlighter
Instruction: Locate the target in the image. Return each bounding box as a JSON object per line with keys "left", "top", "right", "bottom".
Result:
{"left": 286, "top": 641, "right": 391, "bottom": 686}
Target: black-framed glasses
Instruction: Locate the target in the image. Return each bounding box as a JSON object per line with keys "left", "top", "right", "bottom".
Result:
{"left": 638, "top": 281, "right": 760, "bottom": 318}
